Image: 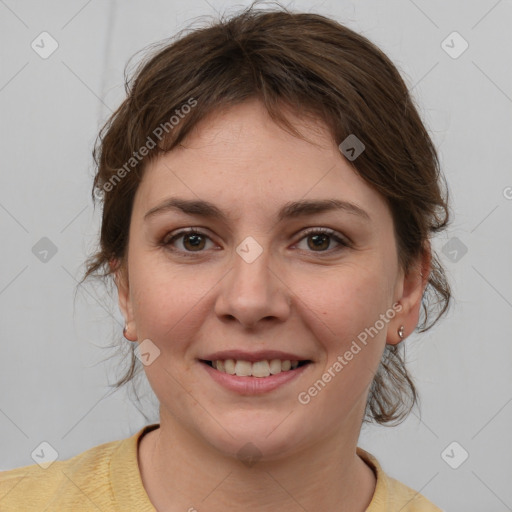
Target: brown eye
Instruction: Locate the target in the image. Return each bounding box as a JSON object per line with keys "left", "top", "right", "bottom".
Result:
{"left": 295, "top": 228, "right": 349, "bottom": 254}
{"left": 307, "top": 233, "right": 330, "bottom": 251}
{"left": 181, "top": 233, "right": 206, "bottom": 251}
{"left": 162, "top": 229, "right": 214, "bottom": 254}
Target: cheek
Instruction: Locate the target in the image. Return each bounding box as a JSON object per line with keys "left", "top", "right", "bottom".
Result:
{"left": 129, "top": 258, "right": 217, "bottom": 351}
{"left": 303, "top": 263, "right": 393, "bottom": 380}
{"left": 308, "top": 262, "right": 393, "bottom": 334}
{"left": 290, "top": 271, "right": 393, "bottom": 428}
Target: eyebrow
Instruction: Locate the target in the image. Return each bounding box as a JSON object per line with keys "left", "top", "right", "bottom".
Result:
{"left": 144, "top": 197, "right": 371, "bottom": 223}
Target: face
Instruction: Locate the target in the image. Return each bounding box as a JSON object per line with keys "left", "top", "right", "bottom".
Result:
{"left": 116, "top": 99, "right": 426, "bottom": 459}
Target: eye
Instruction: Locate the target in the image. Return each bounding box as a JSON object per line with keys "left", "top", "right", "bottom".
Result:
{"left": 161, "top": 228, "right": 216, "bottom": 255}
{"left": 161, "top": 227, "right": 350, "bottom": 257}
{"left": 294, "top": 227, "right": 350, "bottom": 254}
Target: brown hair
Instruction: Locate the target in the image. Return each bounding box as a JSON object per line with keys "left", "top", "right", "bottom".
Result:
{"left": 81, "top": 2, "right": 451, "bottom": 425}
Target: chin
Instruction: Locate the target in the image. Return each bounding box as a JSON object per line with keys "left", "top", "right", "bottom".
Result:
{"left": 200, "top": 412, "right": 310, "bottom": 462}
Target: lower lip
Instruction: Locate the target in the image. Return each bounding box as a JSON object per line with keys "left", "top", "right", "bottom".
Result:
{"left": 199, "top": 361, "right": 311, "bottom": 394}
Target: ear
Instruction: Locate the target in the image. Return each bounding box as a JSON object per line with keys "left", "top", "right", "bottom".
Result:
{"left": 111, "top": 258, "right": 137, "bottom": 342}
{"left": 387, "top": 242, "right": 432, "bottom": 345}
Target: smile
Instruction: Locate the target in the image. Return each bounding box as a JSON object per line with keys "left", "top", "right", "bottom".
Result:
{"left": 199, "top": 358, "right": 312, "bottom": 394}
{"left": 201, "top": 359, "right": 311, "bottom": 377}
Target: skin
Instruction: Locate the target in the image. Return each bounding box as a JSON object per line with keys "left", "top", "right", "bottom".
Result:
{"left": 115, "top": 98, "right": 430, "bottom": 512}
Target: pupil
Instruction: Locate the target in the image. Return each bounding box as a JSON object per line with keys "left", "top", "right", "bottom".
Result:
{"left": 309, "top": 234, "right": 329, "bottom": 250}
{"left": 185, "top": 234, "right": 204, "bottom": 250}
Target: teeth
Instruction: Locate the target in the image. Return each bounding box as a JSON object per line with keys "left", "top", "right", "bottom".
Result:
{"left": 234, "top": 360, "right": 252, "bottom": 377}
{"left": 269, "top": 359, "right": 282, "bottom": 374}
{"left": 252, "top": 360, "right": 270, "bottom": 377}
{"left": 224, "top": 359, "right": 236, "bottom": 375}
{"left": 210, "top": 358, "right": 304, "bottom": 377}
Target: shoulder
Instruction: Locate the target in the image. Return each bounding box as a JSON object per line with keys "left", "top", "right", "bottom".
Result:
{"left": 357, "top": 448, "right": 444, "bottom": 512}
{"left": 0, "top": 436, "right": 125, "bottom": 512}
{"left": 384, "top": 474, "right": 443, "bottom": 511}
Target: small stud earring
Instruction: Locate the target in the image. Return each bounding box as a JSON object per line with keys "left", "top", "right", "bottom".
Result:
{"left": 123, "top": 325, "right": 129, "bottom": 339}
{"left": 397, "top": 325, "right": 405, "bottom": 340}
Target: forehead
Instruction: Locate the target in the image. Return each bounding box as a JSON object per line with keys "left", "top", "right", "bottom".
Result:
{"left": 133, "top": 100, "right": 390, "bottom": 224}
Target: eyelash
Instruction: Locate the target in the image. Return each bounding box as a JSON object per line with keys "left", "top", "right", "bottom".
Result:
{"left": 160, "top": 227, "right": 350, "bottom": 258}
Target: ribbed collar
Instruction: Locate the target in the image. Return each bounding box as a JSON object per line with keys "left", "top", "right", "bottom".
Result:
{"left": 110, "top": 423, "right": 160, "bottom": 511}
{"left": 357, "top": 447, "right": 391, "bottom": 511}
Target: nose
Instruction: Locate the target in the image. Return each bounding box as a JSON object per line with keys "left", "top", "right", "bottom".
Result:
{"left": 214, "top": 242, "right": 292, "bottom": 330}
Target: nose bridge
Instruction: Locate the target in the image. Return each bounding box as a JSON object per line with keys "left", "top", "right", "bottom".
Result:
{"left": 215, "top": 236, "right": 290, "bottom": 326}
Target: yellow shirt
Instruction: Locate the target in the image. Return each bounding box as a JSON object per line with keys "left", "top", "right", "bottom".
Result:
{"left": 0, "top": 424, "right": 442, "bottom": 511}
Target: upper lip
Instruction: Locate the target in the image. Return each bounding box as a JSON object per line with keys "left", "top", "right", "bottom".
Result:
{"left": 200, "top": 350, "right": 310, "bottom": 363}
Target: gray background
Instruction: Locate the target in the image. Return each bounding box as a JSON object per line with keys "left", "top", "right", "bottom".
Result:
{"left": 1, "top": 0, "right": 511, "bottom": 510}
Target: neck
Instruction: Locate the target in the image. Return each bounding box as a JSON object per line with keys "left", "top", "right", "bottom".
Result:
{"left": 138, "top": 412, "right": 376, "bottom": 512}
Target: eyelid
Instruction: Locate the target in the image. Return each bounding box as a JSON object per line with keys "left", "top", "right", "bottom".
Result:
{"left": 291, "top": 227, "right": 350, "bottom": 253}
{"left": 161, "top": 226, "right": 350, "bottom": 256}
{"left": 161, "top": 226, "right": 214, "bottom": 244}
{"left": 296, "top": 226, "right": 349, "bottom": 243}
{"left": 161, "top": 227, "right": 219, "bottom": 252}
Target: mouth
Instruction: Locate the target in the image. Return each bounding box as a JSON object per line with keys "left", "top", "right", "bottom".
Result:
{"left": 199, "top": 358, "right": 312, "bottom": 378}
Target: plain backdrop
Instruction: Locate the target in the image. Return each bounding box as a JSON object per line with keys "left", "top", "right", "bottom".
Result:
{"left": 1, "top": 1, "right": 511, "bottom": 510}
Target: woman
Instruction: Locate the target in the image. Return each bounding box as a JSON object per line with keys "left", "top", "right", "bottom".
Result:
{"left": 0, "top": 4, "right": 450, "bottom": 511}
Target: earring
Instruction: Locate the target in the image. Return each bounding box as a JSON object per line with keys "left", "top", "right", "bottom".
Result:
{"left": 397, "top": 325, "right": 405, "bottom": 340}
{"left": 123, "top": 325, "right": 129, "bottom": 340}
